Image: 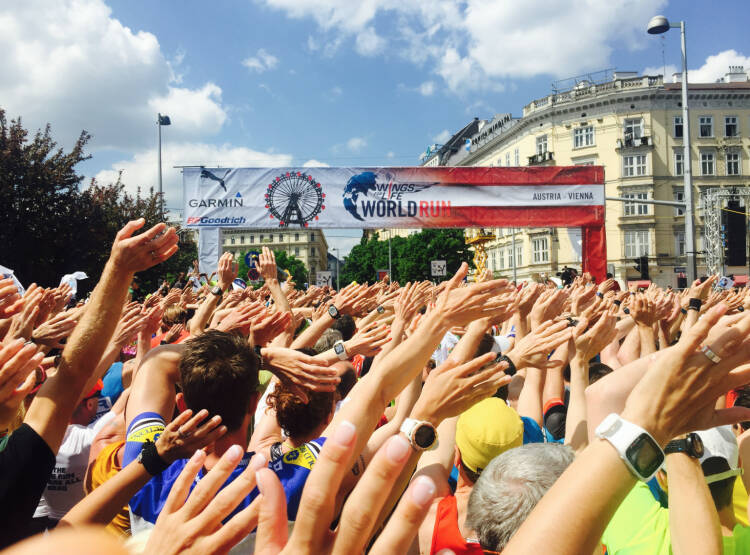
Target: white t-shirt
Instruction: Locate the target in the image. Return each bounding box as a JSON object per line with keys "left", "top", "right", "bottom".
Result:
{"left": 33, "top": 411, "right": 115, "bottom": 520}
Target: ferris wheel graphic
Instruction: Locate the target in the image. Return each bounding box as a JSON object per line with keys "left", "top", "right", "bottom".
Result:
{"left": 265, "top": 172, "right": 325, "bottom": 227}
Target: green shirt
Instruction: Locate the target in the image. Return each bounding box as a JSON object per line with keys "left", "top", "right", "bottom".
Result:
{"left": 602, "top": 482, "right": 750, "bottom": 554}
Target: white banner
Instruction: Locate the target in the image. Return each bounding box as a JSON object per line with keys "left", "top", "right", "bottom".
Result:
{"left": 183, "top": 167, "right": 604, "bottom": 229}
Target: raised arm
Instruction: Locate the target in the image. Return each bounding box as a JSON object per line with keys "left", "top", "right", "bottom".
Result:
{"left": 189, "top": 252, "right": 236, "bottom": 337}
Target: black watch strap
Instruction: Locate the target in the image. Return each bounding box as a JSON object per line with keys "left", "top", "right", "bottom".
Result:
{"left": 688, "top": 298, "right": 702, "bottom": 312}
{"left": 138, "top": 439, "right": 170, "bottom": 475}
{"left": 498, "top": 354, "right": 517, "bottom": 376}
{"left": 665, "top": 434, "right": 702, "bottom": 458}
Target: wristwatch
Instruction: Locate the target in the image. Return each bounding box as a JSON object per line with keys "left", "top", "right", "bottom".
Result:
{"left": 595, "top": 413, "right": 664, "bottom": 481}
{"left": 210, "top": 285, "right": 223, "bottom": 297}
{"left": 400, "top": 418, "right": 437, "bottom": 451}
{"left": 376, "top": 305, "right": 385, "bottom": 314}
{"left": 333, "top": 340, "right": 348, "bottom": 360}
{"left": 137, "top": 439, "right": 170, "bottom": 476}
{"left": 328, "top": 304, "right": 341, "bottom": 320}
{"left": 665, "top": 433, "right": 704, "bottom": 458}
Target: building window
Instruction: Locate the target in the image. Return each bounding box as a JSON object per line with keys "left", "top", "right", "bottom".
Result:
{"left": 295, "top": 233, "right": 299, "bottom": 241}
{"left": 725, "top": 116, "right": 739, "bottom": 137}
{"left": 727, "top": 152, "right": 741, "bottom": 175}
{"left": 673, "top": 116, "right": 683, "bottom": 138}
{"left": 674, "top": 151, "right": 684, "bottom": 176}
{"left": 310, "top": 247, "right": 316, "bottom": 255}
{"left": 230, "top": 237, "right": 236, "bottom": 245}
{"left": 574, "top": 159, "right": 595, "bottom": 166}
{"left": 294, "top": 247, "right": 300, "bottom": 255}
{"left": 514, "top": 148, "right": 519, "bottom": 166}
{"left": 506, "top": 248, "right": 512, "bottom": 268}
{"left": 701, "top": 151, "right": 715, "bottom": 175}
{"left": 574, "top": 126, "right": 594, "bottom": 148}
{"left": 240, "top": 236, "right": 245, "bottom": 244}
{"left": 260, "top": 234, "right": 264, "bottom": 243}
{"left": 623, "top": 118, "right": 643, "bottom": 140}
{"left": 498, "top": 249, "right": 504, "bottom": 270}
{"left": 624, "top": 193, "right": 649, "bottom": 216}
{"left": 699, "top": 116, "right": 713, "bottom": 138}
{"left": 624, "top": 230, "right": 649, "bottom": 258}
{"left": 310, "top": 233, "right": 315, "bottom": 241}
{"left": 506, "top": 152, "right": 511, "bottom": 166}
{"left": 623, "top": 154, "right": 647, "bottom": 177}
{"left": 279, "top": 234, "right": 284, "bottom": 242}
{"left": 674, "top": 190, "right": 685, "bottom": 216}
{"left": 532, "top": 237, "right": 549, "bottom": 263}
{"left": 536, "top": 135, "right": 548, "bottom": 154}
{"left": 516, "top": 245, "right": 523, "bottom": 267}
{"left": 250, "top": 235, "right": 254, "bottom": 243}
{"left": 675, "top": 232, "right": 685, "bottom": 256}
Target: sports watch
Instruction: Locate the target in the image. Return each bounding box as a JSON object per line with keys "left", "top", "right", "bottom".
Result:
{"left": 137, "top": 439, "right": 170, "bottom": 476}
{"left": 665, "top": 433, "right": 704, "bottom": 458}
{"left": 400, "top": 418, "right": 437, "bottom": 451}
{"left": 210, "top": 285, "right": 223, "bottom": 297}
{"left": 595, "top": 413, "right": 664, "bottom": 481}
{"left": 328, "top": 304, "right": 341, "bottom": 319}
{"left": 333, "top": 340, "right": 348, "bottom": 361}
{"left": 376, "top": 305, "right": 385, "bottom": 314}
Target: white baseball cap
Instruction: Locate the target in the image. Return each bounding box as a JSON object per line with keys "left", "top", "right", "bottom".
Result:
{"left": 695, "top": 426, "right": 742, "bottom": 484}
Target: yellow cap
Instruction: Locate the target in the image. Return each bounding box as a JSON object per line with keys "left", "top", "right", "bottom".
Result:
{"left": 455, "top": 398, "right": 523, "bottom": 474}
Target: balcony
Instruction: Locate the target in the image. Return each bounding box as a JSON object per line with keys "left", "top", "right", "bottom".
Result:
{"left": 616, "top": 135, "right": 653, "bottom": 150}
{"left": 528, "top": 151, "right": 554, "bottom": 165}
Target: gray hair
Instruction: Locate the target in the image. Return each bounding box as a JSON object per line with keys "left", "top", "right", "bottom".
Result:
{"left": 465, "top": 443, "right": 574, "bottom": 551}
{"left": 314, "top": 329, "right": 343, "bottom": 354}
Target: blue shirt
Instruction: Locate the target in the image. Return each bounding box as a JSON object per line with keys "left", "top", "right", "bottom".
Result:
{"left": 521, "top": 416, "right": 564, "bottom": 444}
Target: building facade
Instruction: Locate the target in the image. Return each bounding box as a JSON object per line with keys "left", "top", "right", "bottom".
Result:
{"left": 447, "top": 68, "right": 750, "bottom": 286}
{"left": 221, "top": 228, "right": 328, "bottom": 281}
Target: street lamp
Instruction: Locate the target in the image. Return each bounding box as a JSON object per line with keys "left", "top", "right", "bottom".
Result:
{"left": 157, "top": 113, "right": 171, "bottom": 220}
{"left": 647, "top": 15, "right": 696, "bottom": 283}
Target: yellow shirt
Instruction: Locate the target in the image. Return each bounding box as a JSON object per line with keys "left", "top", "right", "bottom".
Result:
{"left": 735, "top": 478, "right": 749, "bottom": 527}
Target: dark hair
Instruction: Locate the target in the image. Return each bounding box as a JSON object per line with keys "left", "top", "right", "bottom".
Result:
{"left": 734, "top": 387, "right": 750, "bottom": 431}
{"left": 268, "top": 382, "right": 334, "bottom": 438}
{"left": 331, "top": 314, "right": 356, "bottom": 341}
{"left": 460, "top": 459, "right": 481, "bottom": 484}
{"left": 474, "top": 334, "right": 495, "bottom": 358}
{"left": 179, "top": 330, "right": 259, "bottom": 431}
{"left": 588, "top": 362, "right": 614, "bottom": 384}
{"left": 359, "top": 356, "right": 375, "bottom": 378}
{"left": 336, "top": 366, "right": 357, "bottom": 400}
{"left": 702, "top": 457, "right": 736, "bottom": 510}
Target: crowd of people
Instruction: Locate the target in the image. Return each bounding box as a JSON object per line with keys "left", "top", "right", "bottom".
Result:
{"left": 2, "top": 218, "right": 750, "bottom": 554}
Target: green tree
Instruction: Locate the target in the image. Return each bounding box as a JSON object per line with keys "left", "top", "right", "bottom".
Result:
{"left": 273, "top": 250, "right": 308, "bottom": 286}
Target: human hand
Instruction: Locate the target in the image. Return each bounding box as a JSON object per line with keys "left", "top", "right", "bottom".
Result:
{"left": 570, "top": 285, "right": 597, "bottom": 316}
{"left": 331, "top": 283, "right": 369, "bottom": 315}
{"left": 258, "top": 246, "right": 278, "bottom": 282}
{"left": 6, "top": 284, "right": 43, "bottom": 341}
{"left": 217, "top": 252, "right": 239, "bottom": 291}
{"left": 411, "top": 352, "right": 510, "bottom": 426}
{"left": 686, "top": 274, "right": 718, "bottom": 303}
{"left": 0, "top": 338, "right": 44, "bottom": 407}
{"left": 155, "top": 408, "right": 227, "bottom": 464}
{"left": 251, "top": 311, "right": 292, "bottom": 347}
{"left": 163, "top": 324, "right": 185, "bottom": 344}
{"left": 505, "top": 320, "right": 572, "bottom": 370}
{"left": 529, "top": 289, "right": 569, "bottom": 328}
{"left": 214, "top": 302, "right": 266, "bottom": 334}
{"left": 261, "top": 347, "right": 339, "bottom": 403}
{"left": 110, "top": 219, "right": 179, "bottom": 273}
{"left": 142, "top": 305, "right": 164, "bottom": 337}
{"left": 346, "top": 323, "right": 391, "bottom": 357}
{"left": 31, "top": 310, "right": 78, "bottom": 348}
{"left": 630, "top": 293, "right": 656, "bottom": 327}
{"left": 517, "top": 282, "right": 544, "bottom": 319}
{"left": 145, "top": 445, "right": 267, "bottom": 555}
{"left": 597, "top": 278, "right": 617, "bottom": 295}
{"left": 433, "top": 263, "right": 510, "bottom": 328}
{"left": 572, "top": 312, "right": 618, "bottom": 363}
{"left": 162, "top": 289, "right": 182, "bottom": 308}
{"left": 112, "top": 305, "right": 146, "bottom": 347}
{"left": 622, "top": 304, "right": 750, "bottom": 445}
{"left": 0, "top": 278, "right": 23, "bottom": 319}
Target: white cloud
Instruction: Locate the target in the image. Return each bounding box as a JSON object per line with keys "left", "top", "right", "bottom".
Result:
{"left": 93, "top": 142, "right": 293, "bottom": 209}
{"left": 241, "top": 48, "right": 279, "bottom": 72}
{"left": 0, "top": 0, "right": 228, "bottom": 151}
{"left": 432, "top": 129, "right": 451, "bottom": 144}
{"left": 261, "top": 0, "right": 667, "bottom": 92}
{"left": 645, "top": 50, "right": 750, "bottom": 84}
{"left": 346, "top": 137, "right": 367, "bottom": 152}
{"left": 330, "top": 86, "right": 343, "bottom": 97}
{"left": 303, "top": 159, "right": 330, "bottom": 167}
{"left": 418, "top": 81, "right": 436, "bottom": 96}
{"left": 386, "top": 151, "right": 395, "bottom": 159}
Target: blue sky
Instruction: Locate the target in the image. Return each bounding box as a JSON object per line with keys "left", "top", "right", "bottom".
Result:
{"left": 2, "top": 0, "right": 750, "bottom": 255}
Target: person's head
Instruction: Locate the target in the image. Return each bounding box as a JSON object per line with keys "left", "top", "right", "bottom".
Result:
{"left": 331, "top": 314, "right": 356, "bottom": 341}
{"left": 466, "top": 443, "right": 575, "bottom": 551}
{"left": 71, "top": 379, "right": 103, "bottom": 426}
{"left": 267, "top": 381, "right": 335, "bottom": 440}
{"left": 455, "top": 398, "right": 524, "bottom": 484}
{"left": 697, "top": 426, "right": 741, "bottom": 511}
{"left": 314, "top": 329, "right": 343, "bottom": 354}
{"left": 733, "top": 387, "right": 750, "bottom": 432}
{"left": 331, "top": 361, "right": 356, "bottom": 401}
{"left": 179, "top": 330, "right": 259, "bottom": 432}
{"left": 162, "top": 305, "right": 188, "bottom": 330}
{"left": 588, "top": 362, "right": 614, "bottom": 384}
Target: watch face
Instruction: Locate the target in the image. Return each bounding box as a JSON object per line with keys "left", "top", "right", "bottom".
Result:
{"left": 328, "top": 305, "right": 339, "bottom": 319}
{"left": 211, "top": 286, "right": 222, "bottom": 296}
{"left": 377, "top": 306, "right": 384, "bottom": 314}
{"left": 334, "top": 343, "right": 345, "bottom": 355}
{"left": 414, "top": 424, "right": 436, "bottom": 449}
{"left": 626, "top": 433, "right": 664, "bottom": 479}
{"left": 688, "top": 433, "right": 705, "bottom": 458}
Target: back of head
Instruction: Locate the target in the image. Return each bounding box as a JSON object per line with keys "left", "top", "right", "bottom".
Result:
{"left": 466, "top": 443, "right": 574, "bottom": 552}
{"left": 331, "top": 314, "right": 356, "bottom": 341}
{"left": 163, "top": 305, "right": 188, "bottom": 327}
{"left": 314, "top": 329, "right": 343, "bottom": 354}
{"left": 696, "top": 426, "right": 741, "bottom": 511}
{"left": 332, "top": 361, "right": 357, "bottom": 400}
{"left": 179, "top": 330, "right": 259, "bottom": 431}
{"left": 456, "top": 398, "right": 524, "bottom": 480}
{"left": 268, "top": 382, "right": 334, "bottom": 439}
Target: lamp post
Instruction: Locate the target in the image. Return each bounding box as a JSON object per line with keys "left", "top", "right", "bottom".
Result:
{"left": 157, "top": 113, "right": 171, "bottom": 220}
{"left": 333, "top": 247, "right": 340, "bottom": 290}
{"left": 647, "top": 15, "right": 696, "bottom": 283}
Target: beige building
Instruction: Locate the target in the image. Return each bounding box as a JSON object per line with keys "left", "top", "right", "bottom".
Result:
{"left": 221, "top": 228, "right": 328, "bottom": 280}
{"left": 441, "top": 67, "right": 750, "bottom": 286}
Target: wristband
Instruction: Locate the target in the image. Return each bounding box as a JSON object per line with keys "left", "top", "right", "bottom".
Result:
{"left": 596, "top": 291, "right": 604, "bottom": 298}
{"left": 613, "top": 300, "right": 622, "bottom": 307}
{"left": 688, "top": 298, "right": 702, "bottom": 312}
{"left": 680, "top": 308, "right": 687, "bottom": 315}
{"left": 137, "top": 439, "right": 170, "bottom": 476}
{"left": 623, "top": 307, "right": 630, "bottom": 315}
{"left": 496, "top": 354, "right": 517, "bottom": 376}
{"left": 739, "top": 306, "right": 745, "bottom": 312}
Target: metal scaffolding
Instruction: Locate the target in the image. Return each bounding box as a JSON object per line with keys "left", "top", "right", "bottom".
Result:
{"left": 701, "top": 187, "right": 750, "bottom": 276}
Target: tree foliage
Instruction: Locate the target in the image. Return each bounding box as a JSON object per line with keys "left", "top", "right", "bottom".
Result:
{"left": 0, "top": 108, "right": 196, "bottom": 296}
{"left": 340, "top": 229, "right": 472, "bottom": 284}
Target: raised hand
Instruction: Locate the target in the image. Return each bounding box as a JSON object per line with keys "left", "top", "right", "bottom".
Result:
{"left": 685, "top": 274, "right": 718, "bottom": 304}
{"left": 7, "top": 284, "right": 43, "bottom": 341}
{"left": 251, "top": 311, "right": 292, "bottom": 347}
{"left": 31, "top": 310, "right": 79, "bottom": 348}
{"left": 505, "top": 319, "right": 572, "bottom": 370}
{"left": 112, "top": 305, "right": 146, "bottom": 347}
{"left": 110, "top": 219, "right": 179, "bottom": 273}
{"left": 163, "top": 323, "right": 185, "bottom": 344}
{"left": 260, "top": 347, "right": 339, "bottom": 403}
{"left": 217, "top": 252, "right": 239, "bottom": 291}
{"left": 0, "top": 278, "right": 23, "bottom": 319}
{"left": 630, "top": 294, "right": 656, "bottom": 327}
{"left": 142, "top": 304, "right": 164, "bottom": 337}
{"left": 346, "top": 323, "right": 391, "bottom": 357}
{"left": 0, "top": 338, "right": 44, "bottom": 408}
{"left": 530, "top": 288, "right": 569, "bottom": 328}
{"left": 572, "top": 312, "right": 618, "bottom": 363}
{"left": 434, "top": 262, "right": 510, "bottom": 327}
{"left": 154, "top": 408, "right": 227, "bottom": 464}
{"left": 214, "top": 302, "right": 266, "bottom": 334}
{"left": 258, "top": 246, "right": 278, "bottom": 282}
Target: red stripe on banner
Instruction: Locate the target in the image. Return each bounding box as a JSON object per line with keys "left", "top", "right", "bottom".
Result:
{"left": 387, "top": 165, "right": 604, "bottom": 186}
{"left": 399, "top": 205, "right": 604, "bottom": 228}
